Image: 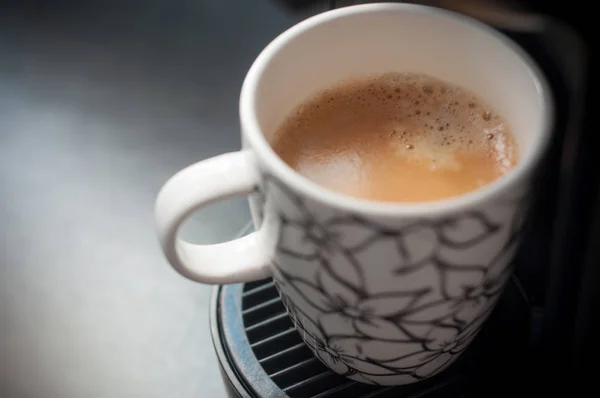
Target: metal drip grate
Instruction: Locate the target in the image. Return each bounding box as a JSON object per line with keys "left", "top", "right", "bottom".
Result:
{"left": 241, "top": 279, "right": 470, "bottom": 397}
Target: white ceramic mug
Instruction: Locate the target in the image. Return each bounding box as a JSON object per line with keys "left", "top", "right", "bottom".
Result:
{"left": 155, "top": 3, "right": 552, "bottom": 386}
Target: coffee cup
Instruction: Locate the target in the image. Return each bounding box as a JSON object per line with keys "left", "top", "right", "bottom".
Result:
{"left": 155, "top": 3, "right": 552, "bottom": 385}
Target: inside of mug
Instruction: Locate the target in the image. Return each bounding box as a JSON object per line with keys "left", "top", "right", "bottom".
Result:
{"left": 251, "top": 5, "right": 547, "bottom": 162}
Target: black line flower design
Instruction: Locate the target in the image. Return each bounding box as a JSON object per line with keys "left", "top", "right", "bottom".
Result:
{"left": 277, "top": 266, "right": 431, "bottom": 342}
{"left": 280, "top": 293, "right": 420, "bottom": 385}
{"left": 275, "top": 266, "right": 498, "bottom": 384}
{"left": 265, "top": 177, "right": 368, "bottom": 290}
{"left": 261, "top": 174, "right": 530, "bottom": 385}
{"left": 380, "top": 293, "right": 498, "bottom": 380}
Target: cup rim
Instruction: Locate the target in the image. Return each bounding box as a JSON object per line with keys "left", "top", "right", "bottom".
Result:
{"left": 240, "top": 2, "right": 553, "bottom": 218}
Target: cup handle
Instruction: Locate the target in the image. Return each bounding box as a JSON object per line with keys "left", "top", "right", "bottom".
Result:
{"left": 154, "top": 150, "right": 271, "bottom": 284}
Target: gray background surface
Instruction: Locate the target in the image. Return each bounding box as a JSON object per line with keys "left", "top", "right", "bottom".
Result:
{"left": 0, "top": 1, "right": 326, "bottom": 397}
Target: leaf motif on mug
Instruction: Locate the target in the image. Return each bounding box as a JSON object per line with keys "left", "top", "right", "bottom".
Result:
{"left": 437, "top": 211, "right": 500, "bottom": 248}
{"left": 263, "top": 174, "right": 312, "bottom": 223}
{"left": 351, "top": 236, "right": 407, "bottom": 291}
{"left": 276, "top": 220, "right": 321, "bottom": 259}
{"left": 430, "top": 256, "right": 486, "bottom": 300}
{"left": 325, "top": 216, "right": 382, "bottom": 251}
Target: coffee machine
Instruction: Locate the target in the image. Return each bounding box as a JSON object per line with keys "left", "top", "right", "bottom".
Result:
{"left": 211, "top": 1, "right": 598, "bottom": 395}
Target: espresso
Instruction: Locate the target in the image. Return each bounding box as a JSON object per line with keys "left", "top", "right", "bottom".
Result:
{"left": 270, "top": 73, "right": 518, "bottom": 202}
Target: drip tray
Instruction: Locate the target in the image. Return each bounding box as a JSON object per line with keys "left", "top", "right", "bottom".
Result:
{"left": 210, "top": 277, "right": 532, "bottom": 397}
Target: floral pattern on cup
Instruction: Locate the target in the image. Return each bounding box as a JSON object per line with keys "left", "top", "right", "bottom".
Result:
{"left": 266, "top": 174, "right": 529, "bottom": 385}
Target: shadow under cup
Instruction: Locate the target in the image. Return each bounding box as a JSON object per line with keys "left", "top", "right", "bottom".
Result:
{"left": 241, "top": 4, "right": 551, "bottom": 387}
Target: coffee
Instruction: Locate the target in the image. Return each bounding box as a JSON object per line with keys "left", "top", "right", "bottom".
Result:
{"left": 270, "top": 73, "right": 518, "bottom": 202}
